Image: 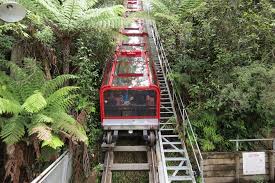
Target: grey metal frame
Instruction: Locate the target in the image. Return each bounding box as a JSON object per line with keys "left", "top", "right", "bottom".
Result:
{"left": 146, "top": 13, "right": 204, "bottom": 183}
{"left": 31, "top": 151, "right": 72, "bottom": 183}
{"left": 229, "top": 138, "right": 275, "bottom": 151}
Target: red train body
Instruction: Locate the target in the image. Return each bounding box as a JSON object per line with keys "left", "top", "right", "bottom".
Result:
{"left": 100, "top": 1, "right": 160, "bottom": 131}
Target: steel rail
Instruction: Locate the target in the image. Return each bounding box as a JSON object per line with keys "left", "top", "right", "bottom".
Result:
{"left": 101, "top": 142, "right": 159, "bottom": 183}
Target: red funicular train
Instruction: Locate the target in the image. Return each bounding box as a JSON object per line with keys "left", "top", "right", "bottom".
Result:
{"left": 100, "top": 0, "right": 160, "bottom": 143}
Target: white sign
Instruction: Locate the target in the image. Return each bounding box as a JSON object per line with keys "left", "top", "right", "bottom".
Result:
{"left": 243, "top": 152, "right": 265, "bottom": 175}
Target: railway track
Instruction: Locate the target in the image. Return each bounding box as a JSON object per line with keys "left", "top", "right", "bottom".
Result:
{"left": 99, "top": 0, "right": 200, "bottom": 182}
{"left": 101, "top": 132, "right": 159, "bottom": 183}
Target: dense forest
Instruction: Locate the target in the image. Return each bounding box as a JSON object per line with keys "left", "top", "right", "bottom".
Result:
{"left": 0, "top": 0, "right": 124, "bottom": 182}
{"left": 150, "top": 0, "right": 275, "bottom": 151}
{"left": 0, "top": 0, "right": 274, "bottom": 182}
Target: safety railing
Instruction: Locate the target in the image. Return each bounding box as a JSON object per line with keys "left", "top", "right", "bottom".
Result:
{"left": 31, "top": 151, "right": 72, "bottom": 183}
{"left": 150, "top": 21, "right": 204, "bottom": 182}
{"left": 230, "top": 138, "right": 275, "bottom": 151}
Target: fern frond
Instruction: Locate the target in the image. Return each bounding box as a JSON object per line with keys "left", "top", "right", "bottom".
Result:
{"left": 32, "top": 114, "right": 54, "bottom": 124}
{"left": 81, "top": 5, "right": 125, "bottom": 29}
{"left": 0, "top": 98, "right": 21, "bottom": 115}
{"left": 29, "top": 123, "right": 52, "bottom": 141}
{"left": 62, "top": 0, "right": 83, "bottom": 29}
{"left": 42, "top": 135, "right": 64, "bottom": 149}
{"left": 51, "top": 112, "right": 88, "bottom": 144}
{"left": 87, "top": 17, "right": 125, "bottom": 29}
{"left": 1, "top": 118, "right": 25, "bottom": 144}
{"left": 85, "top": 5, "right": 125, "bottom": 19}
{"left": 41, "top": 74, "right": 77, "bottom": 96}
{"left": 36, "top": 0, "right": 63, "bottom": 20}
{"left": 8, "top": 62, "right": 28, "bottom": 82}
{"left": 154, "top": 13, "right": 179, "bottom": 23}
{"left": 78, "top": 0, "right": 98, "bottom": 10}
{"left": 22, "top": 91, "right": 47, "bottom": 113}
{"left": 0, "top": 85, "right": 17, "bottom": 103}
{"left": 181, "top": 0, "right": 203, "bottom": 11}
{"left": 46, "top": 86, "right": 78, "bottom": 111}
{"left": 7, "top": 58, "right": 45, "bottom": 102}
{"left": 146, "top": 0, "right": 170, "bottom": 14}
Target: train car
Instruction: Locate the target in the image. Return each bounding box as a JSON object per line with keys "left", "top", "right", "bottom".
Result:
{"left": 100, "top": 51, "right": 160, "bottom": 128}
{"left": 100, "top": 0, "right": 159, "bottom": 143}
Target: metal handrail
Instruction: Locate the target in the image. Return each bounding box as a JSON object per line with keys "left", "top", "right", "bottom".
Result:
{"left": 150, "top": 21, "right": 204, "bottom": 182}
{"left": 229, "top": 138, "right": 275, "bottom": 151}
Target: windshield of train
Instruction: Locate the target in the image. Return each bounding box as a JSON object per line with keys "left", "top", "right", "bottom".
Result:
{"left": 103, "top": 90, "right": 157, "bottom": 117}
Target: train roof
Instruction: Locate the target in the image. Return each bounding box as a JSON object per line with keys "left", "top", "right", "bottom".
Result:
{"left": 102, "top": 50, "right": 158, "bottom": 88}
{"left": 101, "top": 18, "right": 158, "bottom": 89}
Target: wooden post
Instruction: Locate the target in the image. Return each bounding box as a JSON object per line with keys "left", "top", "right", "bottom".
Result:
{"left": 269, "top": 151, "right": 274, "bottom": 183}
{"left": 235, "top": 152, "right": 240, "bottom": 183}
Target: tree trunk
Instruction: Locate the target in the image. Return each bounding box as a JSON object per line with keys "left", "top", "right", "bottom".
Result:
{"left": 11, "top": 44, "right": 24, "bottom": 65}
{"left": 62, "top": 37, "right": 72, "bottom": 75}
{"left": 43, "top": 59, "right": 52, "bottom": 80}
{"left": 4, "top": 144, "right": 23, "bottom": 183}
{"left": 10, "top": 44, "right": 24, "bottom": 78}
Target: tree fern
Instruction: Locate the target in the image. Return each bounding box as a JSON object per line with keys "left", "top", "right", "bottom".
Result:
{"left": 29, "top": 123, "right": 52, "bottom": 141}
{"left": 62, "top": 0, "right": 83, "bottom": 29}
{"left": 42, "top": 135, "right": 64, "bottom": 149}
{"left": 0, "top": 98, "right": 21, "bottom": 115}
{"left": 1, "top": 118, "right": 25, "bottom": 144}
{"left": 51, "top": 112, "right": 88, "bottom": 144}
{"left": 41, "top": 74, "right": 77, "bottom": 96}
{"left": 0, "top": 61, "right": 88, "bottom": 148}
{"left": 32, "top": 114, "right": 54, "bottom": 124}
{"left": 46, "top": 86, "right": 78, "bottom": 111}
{"left": 8, "top": 58, "right": 45, "bottom": 102}
{"left": 22, "top": 0, "right": 125, "bottom": 32}
{"left": 22, "top": 91, "right": 47, "bottom": 113}
{"left": 36, "top": 0, "right": 63, "bottom": 21}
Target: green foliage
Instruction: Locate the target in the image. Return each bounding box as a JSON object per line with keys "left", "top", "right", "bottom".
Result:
{"left": 34, "top": 26, "right": 55, "bottom": 45}
{"left": 1, "top": 118, "right": 26, "bottom": 144}
{"left": 72, "top": 30, "right": 114, "bottom": 154}
{"left": 42, "top": 135, "right": 65, "bottom": 149}
{"left": 0, "top": 58, "right": 88, "bottom": 147}
{"left": 19, "top": 0, "right": 125, "bottom": 32}
{"left": 23, "top": 92, "right": 47, "bottom": 113}
{"left": 153, "top": 0, "right": 275, "bottom": 151}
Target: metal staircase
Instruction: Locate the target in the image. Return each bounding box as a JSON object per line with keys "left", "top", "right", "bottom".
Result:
{"left": 146, "top": 21, "right": 196, "bottom": 182}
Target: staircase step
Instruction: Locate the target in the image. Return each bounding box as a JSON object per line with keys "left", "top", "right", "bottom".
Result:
{"left": 164, "top": 149, "right": 184, "bottom": 153}
{"left": 165, "top": 157, "right": 187, "bottom": 161}
{"left": 168, "top": 176, "right": 193, "bottom": 181}
{"left": 160, "top": 128, "right": 175, "bottom": 131}
{"left": 160, "top": 122, "right": 175, "bottom": 125}
{"left": 166, "top": 166, "right": 189, "bottom": 170}
{"left": 162, "top": 142, "right": 182, "bottom": 145}
{"left": 161, "top": 135, "right": 179, "bottom": 138}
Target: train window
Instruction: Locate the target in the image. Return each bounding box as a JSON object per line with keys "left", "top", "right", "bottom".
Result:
{"left": 117, "top": 56, "right": 145, "bottom": 62}
{"left": 119, "top": 45, "right": 145, "bottom": 51}
{"left": 123, "top": 36, "right": 145, "bottom": 44}
{"left": 115, "top": 61, "right": 146, "bottom": 75}
{"left": 104, "top": 90, "right": 156, "bottom": 117}
{"left": 112, "top": 75, "right": 149, "bottom": 87}
{"left": 123, "top": 29, "right": 142, "bottom": 34}
{"left": 127, "top": 3, "right": 139, "bottom": 9}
